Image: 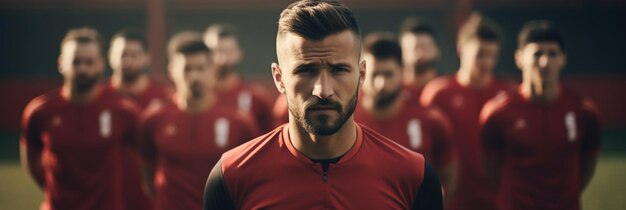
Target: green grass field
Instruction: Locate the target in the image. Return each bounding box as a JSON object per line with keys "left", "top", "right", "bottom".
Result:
{"left": 0, "top": 130, "right": 624, "bottom": 209}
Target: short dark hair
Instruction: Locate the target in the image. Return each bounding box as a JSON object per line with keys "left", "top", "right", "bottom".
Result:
{"left": 399, "top": 17, "right": 438, "bottom": 43}
{"left": 111, "top": 28, "right": 148, "bottom": 50}
{"left": 167, "top": 31, "right": 208, "bottom": 59}
{"left": 457, "top": 12, "right": 502, "bottom": 45}
{"left": 205, "top": 23, "right": 239, "bottom": 39}
{"left": 518, "top": 20, "right": 565, "bottom": 51}
{"left": 61, "top": 27, "right": 103, "bottom": 53}
{"left": 278, "top": 0, "right": 361, "bottom": 41}
{"left": 363, "top": 32, "right": 403, "bottom": 67}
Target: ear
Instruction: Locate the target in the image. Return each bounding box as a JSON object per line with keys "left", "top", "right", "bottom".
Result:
{"left": 57, "top": 55, "right": 63, "bottom": 74}
{"left": 358, "top": 59, "right": 366, "bottom": 88}
{"left": 271, "top": 62, "right": 286, "bottom": 94}
{"left": 514, "top": 49, "right": 523, "bottom": 71}
{"left": 167, "top": 61, "right": 176, "bottom": 81}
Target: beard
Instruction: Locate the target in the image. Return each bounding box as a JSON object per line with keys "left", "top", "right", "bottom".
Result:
{"left": 189, "top": 81, "right": 204, "bottom": 99}
{"left": 374, "top": 88, "right": 402, "bottom": 109}
{"left": 121, "top": 68, "right": 143, "bottom": 83}
{"left": 73, "top": 74, "right": 102, "bottom": 93}
{"left": 289, "top": 88, "right": 359, "bottom": 136}
{"left": 413, "top": 60, "right": 436, "bottom": 74}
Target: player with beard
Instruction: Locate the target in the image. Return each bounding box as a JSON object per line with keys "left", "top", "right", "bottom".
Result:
{"left": 480, "top": 21, "right": 601, "bottom": 210}
{"left": 20, "top": 27, "right": 144, "bottom": 210}
{"left": 108, "top": 29, "right": 173, "bottom": 109}
{"left": 420, "top": 13, "right": 515, "bottom": 210}
{"left": 204, "top": 1, "right": 442, "bottom": 209}
{"left": 203, "top": 23, "right": 274, "bottom": 133}
{"left": 400, "top": 17, "right": 441, "bottom": 102}
{"left": 354, "top": 32, "right": 456, "bottom": 202}
{"left": 140, "top": 35, "right": 258, "bottom": 210}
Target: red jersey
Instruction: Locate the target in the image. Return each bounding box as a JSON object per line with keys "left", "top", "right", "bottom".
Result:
{"left": 404, "top": 85, "right": 425, "bottom": 107}
{"left": 204, "top": 124, "right": 443, "bottom": 210}
{"left": 20, "top": 87, "right": 141, "bottom": 210}
{"left": 140, "top": 103, "right": 258, "bottom": 210}
{"left": 420, "top": 75, "right": 513, "bottom": 210}
{"left": 480, "top": 87, "right": 601, "bottom": 210}
{"left": 217, "top": 79, "right": 274, "bottom": 133}
{"left": 354, "top": 92, "right": 454, "bottom": 171}
{"left": 107, "top": 77, "right": 173, "bottom": 109}
{"left": 271, "top": 94, "right": 289, "bottom": 127}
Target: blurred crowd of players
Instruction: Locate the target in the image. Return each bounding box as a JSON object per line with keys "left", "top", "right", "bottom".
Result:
{"left": 19, "top": 2, "right": 600, "bottom": 210}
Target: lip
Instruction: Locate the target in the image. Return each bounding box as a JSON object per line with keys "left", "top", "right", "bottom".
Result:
{"left": 307, "top": 107, "right": 337, "bottom": 112}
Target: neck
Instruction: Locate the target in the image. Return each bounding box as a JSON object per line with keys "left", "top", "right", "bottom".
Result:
{"left": 403, "top": 67, "right": 437, "bottom": 88}
{"left": 174, "top": 90, "right": 215, "bottom": 114}
{"left": 361, "top": 94, "right": 404, "bottom": 119}
{"left": 112, "top": 73, "right": 149, "bottom": 95}
{"left": 288, "top": 117, "right": 357, "bottom": 160}
{"left": 456, "top": 68, "right": 492, "bottom": 89}
{"left": 62, "top": 82, "right": 101, "bottom": 104}
{"left": 216, "top": 72, "right": 240, "bottom": 92}
{"left": 521, "top": 80, "right": 559, "bottom": 103}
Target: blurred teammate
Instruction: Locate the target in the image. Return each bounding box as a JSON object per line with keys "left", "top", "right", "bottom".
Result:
{"left": 204, "top": 1, "right": 442, "bottom": 209}
{"left": 481, "top": 21, "right": 601, "bottom": 210}
{"left": 400, "top": 17, "right": 442, "bottom": 101}
{"left": 203, "top": 23, "right": 274, "bottom": 133}
{"left": 354, "top": 32, "right": 455, "bottom": 197}
{"left": 140, "top": 35, "right": 258, "bottom": 210}
{"left": 108, "top": 29, "right": 172, "bottom": 109}
{"left": 20, "top": 27, "right": 143, "bottom": 210}
{"left": 420, "top": 13, "right": 514, "bottom": 210}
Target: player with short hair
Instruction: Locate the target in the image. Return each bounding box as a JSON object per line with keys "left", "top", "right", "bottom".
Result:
{"left": 480, "top": 20, "right": 601, "bottom": 210}
{"left": 108, "top": 29, "right": 173, "bottom": 109}
{"left": 420, "top": 13, "right": 514, "bottom": 210}
{"left": 20, "top": 27, "right": 143, "bottom": 210}
{"left": 203, "top": 1, "right": 443, "bottom": 209}
{"left": 140, "top": 34, "right": 258, "bottom": 210}
{"left": 354, "top": 32, "right": 456, "bottom": 200}
{"left": 399, "top": 17, "right": 441, "bottom": 101}
{"left": 203, "top": 23, "right": 274, "bottom": 133}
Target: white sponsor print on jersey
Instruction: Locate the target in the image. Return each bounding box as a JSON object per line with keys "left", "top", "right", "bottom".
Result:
{"left": 215, "top": 118, "right": 230, "bottom": 148}
{"left": 238, "top": 91, "right": 252, "bottom": 113}
{"left": 99, "top": 110, "right": 112, "bottom": 138}
{"left": 565, "top": 111, "right": 577, "bottom": 142}
{"left": 407, "top": 119, "right": 422, "bottom": 149}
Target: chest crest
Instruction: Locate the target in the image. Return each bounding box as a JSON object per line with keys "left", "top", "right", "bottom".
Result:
{"left": 99, "top": 110, "right": 112, "bottom": 138}
{"left": 564, "top": 111, "right": 577, "bottom": 142}
{"left": 164, "top": 124, "right": 177, "bottom": 137}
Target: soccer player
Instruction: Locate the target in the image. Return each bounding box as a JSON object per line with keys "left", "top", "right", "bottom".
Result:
{"left": 20, "top": 27, "right": 143, "bottom": 210}
{"left": 400, "top": 17, "right": 442, "bottom": 101}
{"left": 140, "top": 35, "right": 258, "bottom": 210}
{"left": 480, "top": 20, "right": 601, "bottom": 210}
{"left": 204, "top": 1, "right": 443, "bottom": 209}
{"left": 108, "top": 29, "right": 173, "bottom": 109}
{"left": 420, "top": 13, "right": 514, "bottom": 210}
{"left": 354, "top": 32, "right": 456, "bottom": 199}
{"left": 203, "top": 23, "right": 274, "bottom": 133}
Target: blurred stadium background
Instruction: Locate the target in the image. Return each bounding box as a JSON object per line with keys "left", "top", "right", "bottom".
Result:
{"left": 0, "top": 0, "right": 624, "bottom": 209}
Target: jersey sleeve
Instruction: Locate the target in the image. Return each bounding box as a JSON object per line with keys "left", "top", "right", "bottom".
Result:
{"left": 203, "top": 159, "right": 236, "bottom": 210}
{"left": 479, "top": 96, "right": 507, "bottom": 182}
{"left": 427, "top": 107, "right": 455, "bottom": 171}
{"left": 20, "top": 97, "right": 46, "bottom": 150}
{"left": 419, "top": 79, "right": 444, "bottom": 108}
{"left": 412, "top": 162, "right": 443, "bottom": 210}
{"left": 138, "top": 107, "right": 160, "bottom": 165}
{"left": 120, "top": 99, "right": 142, "bottom": 148}
{"left": 234, "top": 111, "right": 260, "bottom": 145}
{"left": 580, "top": 98, "right": 602, "bottom": 158}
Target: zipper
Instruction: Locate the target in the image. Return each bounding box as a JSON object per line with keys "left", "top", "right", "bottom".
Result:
{"left": 322, "top": 166, "right": 330, "bottom": 209}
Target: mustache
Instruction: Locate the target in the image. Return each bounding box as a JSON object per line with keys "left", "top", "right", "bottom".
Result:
{"left": 305, "top": 98, "right": 342, "bottom": 112}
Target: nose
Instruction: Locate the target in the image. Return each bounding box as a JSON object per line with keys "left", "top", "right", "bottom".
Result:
{"left": 538, "top": 55, "right": 549, "bottom": 69}
{"left": 373, "top": 76, "right": 386, "bottom": 92}
{"left": 312, "top": 70, "right": 334, "bottom": 99}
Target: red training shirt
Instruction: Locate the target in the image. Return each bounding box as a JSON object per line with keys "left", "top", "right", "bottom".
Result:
{"left": 217, "top": 79, "right": 274, "bottom": 133}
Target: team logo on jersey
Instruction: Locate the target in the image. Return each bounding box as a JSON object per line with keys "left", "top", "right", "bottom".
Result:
{"left": 407, "top": 119, "right": 422, "bottom": 149}
{"left": 149, "top": 99, "right": 162, "bottom": 108}
{"left": 452, "top": 95, "right": 464, "bottom": 108}
{"left": 164, "top": 124, "right": 176, "bottom": 137}
{"left": 51, "top": 116, "right": 62, "bottom": 127}
{"left": 99, "top": 110, "right": 112, "bottom": 138}
{"left": 514, "top": 118, "right": 526, "bottom": 130}
{"left": 238, "top": 91, "right": 252, "bottom": 113}
{"left": 214, "top": 118, "right": 230, "bottom": 148}
{"left": 565, "top": 111, "right": 577, "bottom": 142}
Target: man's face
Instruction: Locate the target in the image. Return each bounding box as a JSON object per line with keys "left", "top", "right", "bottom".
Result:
{"left": 516, "top": 42, "right": 566, "bottom": 86}
{"left": 206, "top": 36, "right": 242, "bottom": 74}
{"left": 459, "top": 38, "right": 500, "bottom": 76}
{"left": 273, "top": 30, "right": 365, "bottom": 136}
{"left": 169, "top": 52, "right": 216, "bottom": 99}
{"left": 109, "top": 38, "right": 149, "bottom": 82}
{"left": 362, "top": 55, "right": 403, "bottom": 109}
{"left": 58, "top": 41, "right": 105, "bottom": 92}
{"left": 401, "top": 33, "right": 439, "bottom": 72}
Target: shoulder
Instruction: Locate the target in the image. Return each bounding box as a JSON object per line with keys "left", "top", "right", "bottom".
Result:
{"left": 561, "top": 87, "right": 600, "bottom": 117}
{"left": 421, "top": 76, "right": 456, "bottom": 105}
{"left": 221, "top": 125, "right": 284, "bottom": 169}
{"left": 480, "top": 90, "right": 516, "bottom": 123}
{"left": 23, "top": 90, "right": 60, "bottom": 118}
{"left": 101, "top": 90, "right": 141, "bottom": 116}
{"left": 360, "top": 125, "right": 425, "bottom": 163}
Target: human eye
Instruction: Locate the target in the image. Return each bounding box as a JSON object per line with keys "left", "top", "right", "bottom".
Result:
{"left": 331, "top": 65, "right": 350, "bottom": 74}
